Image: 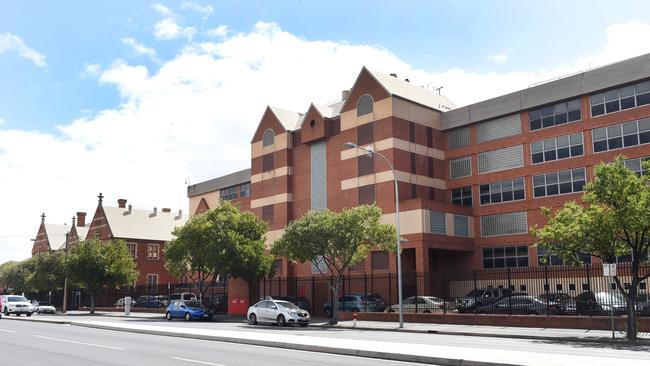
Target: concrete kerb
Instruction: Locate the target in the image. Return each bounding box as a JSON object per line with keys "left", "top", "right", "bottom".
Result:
{"left": 4, "top": 316, "right": 519, "bottom": 366}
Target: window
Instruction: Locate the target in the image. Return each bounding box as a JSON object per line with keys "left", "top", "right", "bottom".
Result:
{"left": 427, "top": 157, "right": 434, "bottom": 177}
{"left": 476, "top": 114, "right": 521, "bottom": 143}
{"left": 480, "top": 211, "right": 528, "bottom": 237}
{"left": 311, "top": 141, "right": 327, "bottom": 210}
{"left": 482, "top": 246, "right": 528, "bottom": 268}
{"left": 453, "top": 215, "right": 470, "bottom": 237}
{"left": 480, "top": 178, "right": 525, "bottom": 205}
{"left": 624, "top": 156, "right": 650, "bottom": 176}
{"left": 262, "top": 129, "right": 275, "bottom": 147}
{"left": 358, "top": 185, "right": 375, "bottom": 205}
{"left": 146, "top": 274, "right": 159, "bottom": 286}
{"left": 371, "top": 251, "right": 389, "bottom": 270}
{"left": 478, "top": 145, "right": 524, "bottom": 174}
{"left": 357, "top": 123, "right": 374, "bottom": 145}
{"left": 127, "top": 242, "right": 137, "bottom": 259}
{"left": 531, "top": 133, "right": 583, "bottom": 164}
{"left": 357, "top": 94, "right": 374, "bottom": 116}
{"left": 147, "top": 244, "right": 160, "bottom": 260}
{"left": 410, "top": 153, "right": 416, "bottom": 174}
{"left": 429, "top": 211, "right": 446, "bottom": 235}
{"left": 358, "top": 155, "right": 374, "bottom": 176}
{"left": 451, "top": 186, "right": 472, "bottom": 206}
{"left": 592, "top": 118, "right": 650, "bottom": 153}
{"left": 409, "top": 122, "right": 416, "bottom": 143}
{"left": 220, "top": 186, "right": 238, "bottom": 200}
{"left": 450, "top": 156, "right": 471, "bottom": 179}
{"left": 311, "top": 256, "right": 328, "bottom": 274}
{"left": 262, "top": 205, "right": 274, "bottom": 222}
{"left": 537, "top": 246, "right": 591, "bottom": 265}
{"left": 262, "top": 153, "right": 274, "bottom": 172}
{"left": 272, "top": 259, "right": 283, "bottom": 276}
{"left": 449, "top": 127, "right": 470, "bottom": 150}
{"left": 239, "top": 183, "right": 251, "bottom": 198}
{"left": 590, "top": 80, "right": 650, "bottom": 117}
{"left": 533, "top": 168, "right": 586, "bottom": 198}
{"left": 410, "top": 183, "right": 417, "bottom": 199}
{"left": 529, "top": 98, "right": 581, "bottom": 131}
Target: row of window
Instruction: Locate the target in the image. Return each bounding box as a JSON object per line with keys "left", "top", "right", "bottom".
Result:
{"left": 532, "top": 168, "right": 586, "bottom": 198}
{"left": 592, "top": 118, "right": 650, "bottom": 153}
{"left": 482, "top": 245, "right": 594, "bottom": 269}
{"left": 529, "top": 99, "right": 581, "bottom": 131}
{"left": 127, "top": 242, "right": 160, "bottom": 260}
{"left": 531, "top": 133, "right": 583, "bottom": 164}
{"left": 428, "top": 211, "right": 470, "bottom": 237}
{"left": 590, "top": 80, "right": 650, "bottom": 117}
{"left": 219, "top": 183, "right": 251, "bottom": 201}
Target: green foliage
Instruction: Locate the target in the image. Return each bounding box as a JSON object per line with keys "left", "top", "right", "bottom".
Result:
{"left": 27, "top": 251, "right": 65, "bottom": 292}
{"left": 165, "top": 201, "right": 272, "bottom": 300}
{"left": 272, "top": 204, "right": 395, "bottom": 324}
{"left": 0, "top": 260, "right": 32, "bottom": 293}
{"left": 66, "top": 238, "right": 138, "bottom": 312}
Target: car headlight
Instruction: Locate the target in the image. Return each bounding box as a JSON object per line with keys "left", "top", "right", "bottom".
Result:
{"left": 290, "top": 311, "right": 297, "bottom": 316}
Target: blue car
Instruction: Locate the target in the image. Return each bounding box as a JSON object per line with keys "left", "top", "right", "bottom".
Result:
{"left": 165, "top": 300, "right": 213, "bottom": 321}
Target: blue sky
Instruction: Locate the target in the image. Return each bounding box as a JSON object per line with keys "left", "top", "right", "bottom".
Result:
{"left": 1, "top": 0, "right": 650, "bottom": 262}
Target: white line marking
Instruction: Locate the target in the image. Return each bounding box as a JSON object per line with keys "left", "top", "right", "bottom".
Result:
{"left": 32, "top": 335, "right": 125, "bottom": 350}
{"left": 172, "top": 357, "right": 227, "bottom": 366}
{"left": 0, "top": 329, "right": 16, "bottom": 333}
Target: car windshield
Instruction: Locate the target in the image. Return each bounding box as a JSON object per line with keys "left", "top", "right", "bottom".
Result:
{"left": 8, "top": 296, "right": 28, "bottom": 302}
{"left": 184, "top": 301, "right": 202, "bottom": 308}
{"left": 361, "top": 295, "right": 377, "bottom": 301}
{"left": 276, "top": 301, "right": 299, "bottom": 310}
{"left": 466, "top": 290, "right": 485, "bottom": 297}
{"left": 39, "top": 302, "right": 51, "bottom": 306}
{"left": 595, "top": 292, "right": 626, "bottom": 305}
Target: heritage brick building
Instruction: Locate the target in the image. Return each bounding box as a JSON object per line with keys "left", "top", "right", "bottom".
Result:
{"left": 189, "top": 54, "right": 650, "bottom": 299}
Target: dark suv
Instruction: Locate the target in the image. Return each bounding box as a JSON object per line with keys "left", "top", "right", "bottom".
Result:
{"left": 455, "top": 288, "right": 512, "bottom": 313}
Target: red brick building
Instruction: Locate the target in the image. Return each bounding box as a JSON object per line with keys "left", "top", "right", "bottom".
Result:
{"left": 190, "top": 54, "right": 650, "bottom": 303}
{"left": 31, "top": 213, "right": 71, "bottom": 256}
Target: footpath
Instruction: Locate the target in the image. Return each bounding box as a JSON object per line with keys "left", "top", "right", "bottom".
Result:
{"left": 4, "top": 312, "right": 650, "bottom": 366}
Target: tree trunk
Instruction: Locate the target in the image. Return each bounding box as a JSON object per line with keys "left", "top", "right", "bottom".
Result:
{"left": 626, "top": 271, "right": 639, "bottom": 341}
{"left": 90, "top": 293, "right": 95, "bottom": 315}
{"left": 329, "top": 276, "right": 342, "bottom": 325}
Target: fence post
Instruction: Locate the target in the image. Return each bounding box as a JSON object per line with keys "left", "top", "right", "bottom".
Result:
{"left": 441, "top": 270, "right": 447, "bottom": 314}
{"left": 507, "top": 267, "right": 512, "bottom": 315}
{"left": 364, "top": 273, "right": 368, "bottom": 312}
{"left": 544, "top": 266, "right": 550, "bottom": 316}
{"left": 294, "top": 276, "right": 298, "bottom": 304}
{"left": 311, "top": 276, "right": 315, "bottom": 315}
{"left": 586, "top": 263, "right": 591, "bottom": 292}
{"left": 473, "top": 270, "right": 477, "bottom": 290}
{"left": 388, "top": 272, "right": 392, "bottom": 311}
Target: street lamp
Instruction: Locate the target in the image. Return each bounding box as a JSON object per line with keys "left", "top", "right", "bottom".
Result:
{"left": 62, "top": 232, "right": 69, "bottom": 314}
{"left": 344, "top": 141, "right": 404, "bottom": 328}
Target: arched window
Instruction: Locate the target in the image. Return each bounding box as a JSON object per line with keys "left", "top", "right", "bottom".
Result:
{"left": 262, "top": 128, "right": 275, "bottom": 147}
{"left": 357, "top": 94, "right": 374, "bottom": 117}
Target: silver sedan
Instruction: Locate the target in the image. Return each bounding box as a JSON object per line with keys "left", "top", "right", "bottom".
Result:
{"left": 247, "top": 299, "right": 310, "bottom": 327}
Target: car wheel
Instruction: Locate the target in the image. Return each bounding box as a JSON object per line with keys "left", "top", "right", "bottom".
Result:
{"left": 3, "top": 308, "right": 8, "bottom": 316}
{"left": 423, "top": 310, "right": 431, "bottom": 314}
{"left": 27, "top": 313, "right": 32, "bottom": 317}
{"left": 528, "top": 311, "right": 539, "bottom": 315}
{"left": 16, "top": 313, "right": 21, "bottom": 317}
{"left": 387, "top": 308, "right": 395, "bottom": 313}
{"left": 352, "top": 308, "right": 360, "bottom": 313}
{"left": 249, "top": 313, "right": 258, "bottom": 325}
{"left": 184, "top": 313, "right": 191, "bottom": 321}
{"left": 299, "top": 323, "right": 308, "bottom": 327}
{"left": 166, "top": 312, "right": 173, "bottom": 321}
{"left": 276, "top": 314, "right": 286, "bottom": 327}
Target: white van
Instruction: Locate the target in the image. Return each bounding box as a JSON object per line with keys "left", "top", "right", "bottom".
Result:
{"left": 2, "top": 295, "right": 34, "bottom": 316}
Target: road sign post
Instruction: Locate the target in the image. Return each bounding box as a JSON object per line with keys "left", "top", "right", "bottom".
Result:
{"left": 603, "top": 263, "right": 617, "bottom": 340}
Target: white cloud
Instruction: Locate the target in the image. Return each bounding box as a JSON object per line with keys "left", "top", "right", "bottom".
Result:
{"left": 0, "top": 32, "right": 46, "bottom": 67}
{"left": 0, "top": 117, "right": 5, "bottom": 125}
{"left": 181, "top": 1, "right": 214, "bottom": 18}
{"left": 2, "top": 20, "right": 650, "bottom": 263}
{"left": 152, "top": 3, "right": 197, "bottom": 41}
{"left": 152, "top": 3, "right": 173, "bottom": 17}
{"left": 81, "top": 63, "right": 102, "bottom": 78}
{"left": 487, "top": 52, "right": 507, "bottom": 64}
{"left": 207, "top": 25, "right": 230, "bottom": 38}
{"left": 122, "top": 38, "right": 160, "bottom": 63}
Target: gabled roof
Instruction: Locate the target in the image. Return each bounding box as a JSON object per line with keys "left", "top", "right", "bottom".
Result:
{"left": 268, "top": 106, "right": 304, "bottom": 131}
{"left": 44, "top": 224, "right": 70, "bottom": 251}
{"left": 103, "top": 206, "right": 188, "bottom": 242}
{"left": 313, "top": 100, "right": 343, "bottom": 119}
{"left": 75, "top": 226, "right": 89, "bottom": 242}
{"left": 365, "top": 67, "right": 456, "bottom": 112}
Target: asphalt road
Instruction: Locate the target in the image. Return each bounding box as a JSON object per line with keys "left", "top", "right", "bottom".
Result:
{"left": 27, "top": 314, "right": 650, "bottom": 362}
{"left": 0, "top": 319, "right": 430, "bottom": 366}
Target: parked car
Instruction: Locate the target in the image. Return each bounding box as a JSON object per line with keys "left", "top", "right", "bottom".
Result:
{"left": 538, "top": 293, "right": 576, "bottom": 315}
{"left": 114, "top": 297, "right": 137, "bottom": 308}
{"left": 247, "top": 299, "right": 310, "bottom": 327}
{"left": 476, "top": 295, "right": 559, "bottom": 315}
{"left": 31, "top": 300, "right": 56, "bottom": 314}
{"left": 2, "top": 295, "right": 34, "bottom": 316}
{"left": 165, "top": 300, "right": 213, "bottom": 321}
{"left": 135, "top": 295, "right": 165, "bottom": 308}
{"left": 575, "top": 291, "right": 631, "bottom": 316}
{"left": 170, "top": 292, "right": 197, "bottom": 302}
{"left": 323, "top": 294, "right": 385, "bottom": 315}
{"left": 273, "top": 296, "right": 312, "bottom": 313}
{"left": 385, "top": 296, "right": 450, "bottom": 313}
{"left": 455, "top": 288, "right": 511, "bottom": 313}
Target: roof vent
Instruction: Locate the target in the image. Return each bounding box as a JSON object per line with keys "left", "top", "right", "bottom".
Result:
{"left": 341, "top": 89, "right": 350, "bottom": 101}
{"left": 162, "top": 208, "right": 172, "bottom": 213}
{"left": 149, "top": 207, "right": 157, "bottom": 218}
{"left": 390, "top": 73, "right": 397, "bottom": 78}
{"left": 405, "top": 78, "right": 410, "bottom": 83}
{"left": 123, "top": 204, "right": 132, "bottom": 216}
{"left": 175, "top": 209, "right": 183, "bottom": 220}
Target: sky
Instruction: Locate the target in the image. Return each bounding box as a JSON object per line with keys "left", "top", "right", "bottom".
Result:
{"left": 2, "top": 0, "right": 650, "bottom": 263}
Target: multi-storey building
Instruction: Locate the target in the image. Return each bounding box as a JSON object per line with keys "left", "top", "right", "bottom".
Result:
{"left": 189, "top": 54, "right": 650, "bottom": 301}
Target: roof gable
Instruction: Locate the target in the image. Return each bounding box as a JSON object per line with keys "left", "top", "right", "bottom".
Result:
{"left": 251, "top": 106, "right": 300, "bottom": 143}
{"left": 103, "top": 206, "right": 188, "bottom": 242}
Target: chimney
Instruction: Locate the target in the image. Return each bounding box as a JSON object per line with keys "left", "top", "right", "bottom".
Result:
{"left": 390, "top": 73, "right": 397, "bottom": 78}
{"left": 162, "top": 208, "right": 171, "bottom": 213}
{"left": 149, "top": 207, "right": 157, "bottom": 217}
{"left": 76, "top": 212, "right": 87, "bottom": 227}
{"left": 341, "top": 90, "right": 350, "bottom": 101}
{"left": 175, "top": 209, "right": 183, "bottom": 220}
{"left": 117, "top": 199, "right": 127, "bottom": 208}
{"left": 405, "top": 78, "right": 410, "bottom": 83}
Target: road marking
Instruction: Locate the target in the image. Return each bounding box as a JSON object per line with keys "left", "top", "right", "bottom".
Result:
{"left": 0, "top": 329, "right": 16, "bottom": 333}
{"left": 32, "top": 335, "right": 125, "bottom": 350}
{"left": 172, "top": 357, "right": 227, "bottom": 366}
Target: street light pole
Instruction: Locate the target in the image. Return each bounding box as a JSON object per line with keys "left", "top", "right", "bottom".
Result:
{"left": 344, "top": 142, "right": 404, "bottom": 328}
{"left": 62, "top": 232, "right": 68, "bottom": 314}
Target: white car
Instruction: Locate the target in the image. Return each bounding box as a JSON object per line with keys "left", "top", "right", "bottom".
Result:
{"left": 2, "top": 295, "right": 34, "bottom": 316}
{"left": 31, "top": 300, "right": 56, "bottom": 314}
{"left": 247, "top": 299, "right": 310, "bottom": 327}
{"left": 385, "top": 296, "right": 447, "bottom": 313}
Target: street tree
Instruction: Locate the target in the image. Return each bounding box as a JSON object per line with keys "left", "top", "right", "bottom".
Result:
{"left": 0, "top": 260, "right": 32, "bottom": 294}
{"left": 165, "top": 201, "right": 273, "bottom": 304}
{"left": 27, "top": 251, "right": 65, "bottom": 293}
{"left": 532, "top": 156, "right": 650, "bottom": 340}
{"left": 272, "top": 204, "right": 395, "bottom": 324}
{"left": 66, "top": 238, "right": 138, "bottom": 314}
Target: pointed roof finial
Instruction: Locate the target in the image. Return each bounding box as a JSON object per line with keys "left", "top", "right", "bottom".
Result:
{"left": 72, "top": 216, "right": 76, "bottom": 226}
{"left": 98, "top": 192, "right": 104, "bottom": 205}
{"left": 41, "top": 213, "right": 46, "bottom": 223}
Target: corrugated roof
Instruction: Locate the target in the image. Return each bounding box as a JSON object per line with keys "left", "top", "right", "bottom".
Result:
{"left": 44, "top": 224, "right": 70, "bottom": 251}
{"left": 366, "top": 67, "right": 456, "bottom": 112}
{"left": 269, "top": 106, "right": 304, "bottom": 131}
{"left": 103, "top": 206, "right": 188, "bottom": 242}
